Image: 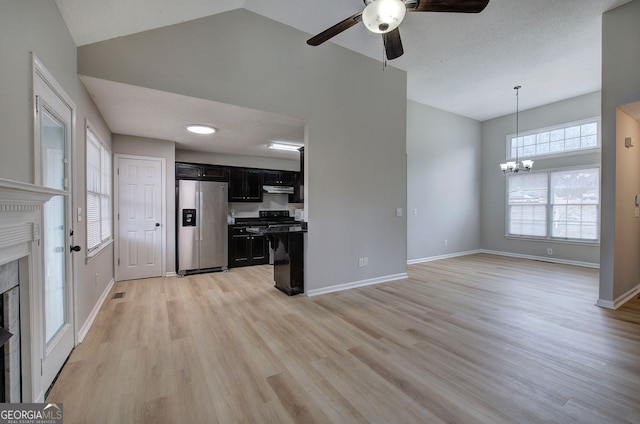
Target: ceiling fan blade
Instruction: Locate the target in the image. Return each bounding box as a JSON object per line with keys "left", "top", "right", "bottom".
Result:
{"left": 410, "top": 0, "right": 490, "bottom": 13}
{"left": 383, "top": 28, "right": 404, "bottom": 60}
{"left": 307, "top": 12, "right": 363, "bottom": 46}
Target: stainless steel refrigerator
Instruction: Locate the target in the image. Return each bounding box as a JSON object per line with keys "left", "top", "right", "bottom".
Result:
{"left": 177, "top": 180, "right": 228, "bottom": 275}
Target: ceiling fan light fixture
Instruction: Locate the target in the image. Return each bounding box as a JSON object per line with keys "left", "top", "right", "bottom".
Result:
{"left": 362, "top": 0, "right": 407, "bottom": 34}
{"left": 186, "top": 124, "right": 216, "bottom": 135}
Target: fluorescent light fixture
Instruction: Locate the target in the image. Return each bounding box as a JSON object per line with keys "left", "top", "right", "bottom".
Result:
{"left": 268, "top": 142, "right": 303, "bottom": 152}
{"left": 186, "top": 124, "right": 216, "bottom": 135}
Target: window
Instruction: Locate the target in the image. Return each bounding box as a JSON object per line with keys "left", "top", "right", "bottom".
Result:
{"left": 551, "top": 169, "right": 599, "bottom": 240}
{"left": 508, "top": 173, "right": 548, "bottom": 237}
{"left": 507, "top": 167, "right": 599, "bottom": 242}
{"left": 86, "top": 123, "right": 112, "bottom": 255}
{"left": 508, "top": 118, "right": 599, "bottom": 160}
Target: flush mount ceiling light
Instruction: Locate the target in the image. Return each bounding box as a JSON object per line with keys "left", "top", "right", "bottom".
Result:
{"left": 500, "top": 86, "right": 534, "bottom": 174}
{"left": 268, "top": 142, "right": 303, "bottom": 152}
{"left": 362, "top": 0, "right": 407, "bottom": 34}
{"left": 186, "top": 124, "right": 216, "bottom": 135}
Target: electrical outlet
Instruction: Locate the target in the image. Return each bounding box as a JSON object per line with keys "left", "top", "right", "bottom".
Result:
{"left": 358, "top": 258, "right": 364, "bottom": 267}
{"left": 363, "top": 257, "right": 368, "bottom": 266}
{"left": 444, "top": 239, "right": 448, "bottom": 247}
{"left": 547, "top": 248, "right": 553, "bottom": 256}
{"left": 95, "top": 272, "right": 99, "bottom": 285}
{"left": 413, "top": 208, "right": 418, "bottom": 215}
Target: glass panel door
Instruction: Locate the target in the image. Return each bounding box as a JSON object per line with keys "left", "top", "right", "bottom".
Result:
{"left": 41, "top": 107, "right": 68, "bottom": 344}
{"left": 33, "top": 54, "right": 76, "bottom": 396}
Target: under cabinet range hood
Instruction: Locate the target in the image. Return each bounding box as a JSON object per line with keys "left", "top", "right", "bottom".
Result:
{"left": 263, "top": 185, "right": 294, "bottom": 194}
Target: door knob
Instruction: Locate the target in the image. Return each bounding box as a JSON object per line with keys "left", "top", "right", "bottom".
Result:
{"left": 70, "top": 245, "right": 81, "bottom": 252}
{"left": 155, "top": 222, "right": 160, "bottom": 227}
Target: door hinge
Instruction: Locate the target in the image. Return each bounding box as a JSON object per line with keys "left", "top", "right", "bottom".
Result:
{"left": 117, "top": 213, "right": 119, "bottom": 221}
{"left": 35, "top": 95, "right": 39, "bottom": 115}
{"left": 117, "top": 168, "right": 119, "bottom": 175}
{"left": 118, "top": 258, "right": 120, "bottom": 266}
{"left": 40, "top": 359, "right": 43, "bottom": 376}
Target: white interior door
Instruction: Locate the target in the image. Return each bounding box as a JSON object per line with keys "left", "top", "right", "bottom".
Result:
{"left": 33, "top": 57, "right": 76, "bottom": 394}
{"left": 116, "top": 156, "right": 164, "bottom": 281}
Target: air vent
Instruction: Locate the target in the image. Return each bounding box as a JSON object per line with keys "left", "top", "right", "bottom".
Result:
{"left": 112, "top": 292, "right": 126, "bottom": 299}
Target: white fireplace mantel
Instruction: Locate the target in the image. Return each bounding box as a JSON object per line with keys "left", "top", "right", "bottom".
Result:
{"left": 0, "top": 177, "right": 66, "bottom": 205}
{"left": 0, "top": 177, "right": 66, "bottom": 402}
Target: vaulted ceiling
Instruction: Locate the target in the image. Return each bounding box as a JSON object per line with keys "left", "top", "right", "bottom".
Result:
{"left": 54, "top": 0, "right": 632, "bottom": 157}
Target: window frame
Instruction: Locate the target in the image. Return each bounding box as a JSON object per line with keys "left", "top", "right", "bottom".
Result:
{"left": 505, "top": 117, "right": 601, "bottom": 161}
{"left": 505, "top": 164, "right": 601, "bottom": 245}
{"left": 506, "top": 171, "right": 549, "bottom": 238}
{"left": 85, "top": 120, "right": 113, "bottom": 259}
{"left": 504, "top": 163, "right": 602, "bottom": 246}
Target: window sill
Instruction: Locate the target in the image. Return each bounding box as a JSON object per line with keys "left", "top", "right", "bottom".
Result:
{"left": 85, "top": 239, "right": 113, "bottom": 264}
{"left": 505, "top": 235, "right": 599, "bottom": 247}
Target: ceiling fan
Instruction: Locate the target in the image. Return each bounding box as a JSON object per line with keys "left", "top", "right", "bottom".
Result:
{"left": 307, "top": 0, "right": 490, "bottom": 60}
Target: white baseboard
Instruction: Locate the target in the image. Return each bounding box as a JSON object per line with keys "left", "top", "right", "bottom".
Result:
{"left": 479, "top": 249, "right": 600, "bottom": 269}
{"left": 408, "top": 250, "right": 598, "bottom": 268}
{"left": 165, "top": 271, "right": 177, "bottom": 277}
{"left": 407, "top": 250, "right": 483, "bottom": 265}
{"left": 306, "top": 273, "right": 409, "bottom": 297}
{"left": 77, "top": 277, "right": 115, "bottom": 343}
{"left": 596, "top": 283, "right": 640, "bottom": 310}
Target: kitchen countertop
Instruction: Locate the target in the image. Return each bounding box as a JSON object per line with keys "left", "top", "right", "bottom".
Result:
{"left": 245, "top": 225, "right": 307, "bottom": 235}
{"left": 230, "top": 218, "right": 301, "bottom": 226}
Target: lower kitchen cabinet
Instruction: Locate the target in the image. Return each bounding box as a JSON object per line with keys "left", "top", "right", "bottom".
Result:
{"left": 228, "top": 226, "right": 268, "bottom": 268}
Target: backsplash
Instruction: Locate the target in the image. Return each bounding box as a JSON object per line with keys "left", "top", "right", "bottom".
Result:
{"left": 229, "top": 193, "right": 303, "bottom": 218}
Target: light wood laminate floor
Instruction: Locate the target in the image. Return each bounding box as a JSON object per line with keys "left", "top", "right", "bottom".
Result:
{"left": 47, "top": 254, "right": 640, "bottom": 423}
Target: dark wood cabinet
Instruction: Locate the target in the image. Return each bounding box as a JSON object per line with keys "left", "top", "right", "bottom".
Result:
{"left": 177, "top": 161, "right": 302, "bottom": 203}
{"left": 289, "top": 147, "right": 304, "bottom": 203}
{"left": 176, "top": 162, "right": 228, "bottom": 181}
{"left": 269, "top": 231, "right": 304, "bottom": 296}
{"left": 229, "top": 168, "right": 263, "bottom": 202}
{"left": 228, "top": 226, "right": 268, "bottom": 268}
{"left": 263, "top": 170, "right": 296, "bottom": 186}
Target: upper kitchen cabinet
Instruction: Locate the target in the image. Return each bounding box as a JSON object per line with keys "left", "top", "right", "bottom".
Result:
{"left": 263, "top": 170, "right": 296, "bottom": 186}
{"left": 176, "top": 162, "right": 228, "bottom": 182}
{"left": 229, "top": 168, "right": 263, "bottom": 202}
{"left": 289, "top": 147, "right": 304, "bottom": 203}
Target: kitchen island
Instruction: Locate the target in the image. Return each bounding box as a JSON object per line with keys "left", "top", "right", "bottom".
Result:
{"left": 246, "top": 225, "right": 306, "bottom": 296}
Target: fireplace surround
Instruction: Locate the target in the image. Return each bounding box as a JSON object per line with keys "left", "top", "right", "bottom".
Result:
{"left": 0, "top": 177, "right": 63, "bottom": 401}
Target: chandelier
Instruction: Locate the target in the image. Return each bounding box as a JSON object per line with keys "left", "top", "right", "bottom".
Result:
{"left": 500, "top": 86, "right": 534, "bottom": 174}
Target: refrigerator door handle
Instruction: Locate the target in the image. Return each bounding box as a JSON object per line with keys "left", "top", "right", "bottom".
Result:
{"left": 199, "top": 191, "right": 204, "bottom": 241}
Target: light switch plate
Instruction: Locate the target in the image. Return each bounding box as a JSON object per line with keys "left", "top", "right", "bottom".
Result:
{"left": 396, "top": 208, "right": 403, "bottom": 217}
{"left": 77, "top": 207, "right": 83, "bottom": 222}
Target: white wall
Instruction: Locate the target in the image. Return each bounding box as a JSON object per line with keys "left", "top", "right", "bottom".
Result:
{"left": 112, "top": 134, "right": 176, "bottom": 274}
{"left": 176, "top": 149, "right": 299, "bottom": 171}
{"left": 481, "top": 91, "right": 601, "bottom": 264}
{"left": 601, "top": 0, "right": 640, "bottom": 305}
{"left": 0, "top": 1, "right": 114, "bottom": 338}
{"left": 613, "top": 109, "right": 640, "bottom": 296}
{"left": 407, "top": 101, "right": 482, "bottom": 261}
{"left": 78, "top": 9, "right": 408, "bottom": 291}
